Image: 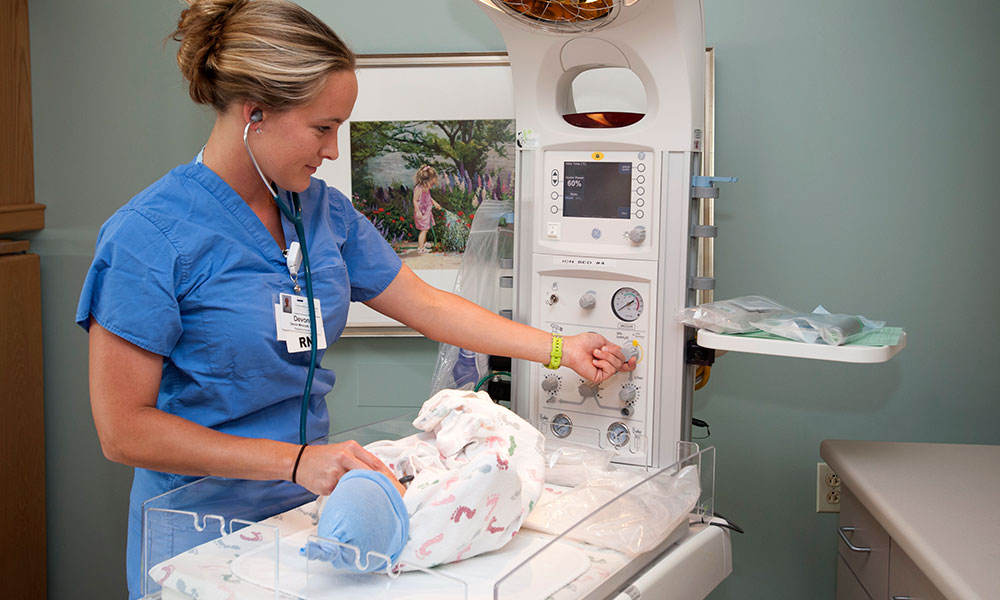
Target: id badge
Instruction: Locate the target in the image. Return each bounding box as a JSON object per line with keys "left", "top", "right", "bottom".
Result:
{"left": 274, "top": 293, "right": 327, "bottom": 353}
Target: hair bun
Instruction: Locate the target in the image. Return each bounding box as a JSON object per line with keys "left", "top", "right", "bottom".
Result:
{"left": 172, "top": 0, "right": 249, "bottom": 106}
{"left": 169, "top": 0, "right": 356, "bottom": 111}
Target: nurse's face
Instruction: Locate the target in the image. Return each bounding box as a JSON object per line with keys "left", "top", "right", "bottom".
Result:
{"left": 256, "top": 69, "right": 358, "bottom": 193}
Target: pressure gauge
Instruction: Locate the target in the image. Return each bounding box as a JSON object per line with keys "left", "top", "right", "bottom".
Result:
{"left": 551, "top": 414, "right": 573, "bottom": 438}
{"left": 607, "top": 421, "right": 631, "bottom": 448}
{"left": 611, "top": 287, "right": 644, "bottom": 322}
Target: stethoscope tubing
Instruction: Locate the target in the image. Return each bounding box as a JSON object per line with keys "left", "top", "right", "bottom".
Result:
{"left": 244, "top": 120, "right": 319, "bottom": 446}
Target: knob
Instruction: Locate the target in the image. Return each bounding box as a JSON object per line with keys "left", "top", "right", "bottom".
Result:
{"left": 619, "top": 385, "right": 638, "bottom": 404}
{"left": 546, "top": 293, "right": 559, "bottom": 305}
{"left": 628, "top": 226, "right": 647, "bottom": 244}
{"left": 541, "top": 374, "right": 559, "bottom": 393}
{"left": 579, "top": 292, "right": 597, "bottom": 309}
{"left": 578, "top": 382, "right": 600, "bottom": 398}
{"left": 622, "top": 342, "right": 640, "bottom": 362}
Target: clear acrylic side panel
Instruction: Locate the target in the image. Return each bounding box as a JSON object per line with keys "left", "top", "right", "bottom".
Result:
{"left": 328, "top": 412, "right": 420, "bottom": 445}
{"left": 140, "top": 415, "right": 467, "bottom": 600}
{"left": 493, "top": 444, "right": 717, "bottom": 600}
{"left": 676, "top": 440, "right": 715, "bottom": 522}
{"left": 141, "top": 476, "right": 316, "bottom": 599}
{"left": 302, "top": 534, "right": 468, "bottom": 600}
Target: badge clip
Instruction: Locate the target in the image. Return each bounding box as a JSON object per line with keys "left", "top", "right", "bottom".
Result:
{"left": 285, "top": 241, "right": 303, "bottom": 293}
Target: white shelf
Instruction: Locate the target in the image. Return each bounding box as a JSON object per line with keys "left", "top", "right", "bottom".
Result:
{"left": 696, "top": 330, "right": 906, "bottom": 364}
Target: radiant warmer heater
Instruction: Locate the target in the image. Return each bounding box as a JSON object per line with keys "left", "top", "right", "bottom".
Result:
{"left": 477, "top": 0, "right": 708, "bottom": 468}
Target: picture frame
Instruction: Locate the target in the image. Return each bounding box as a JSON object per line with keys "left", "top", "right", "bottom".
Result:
{"left": 318, "top": 52, "right": 515, "bottom": 337}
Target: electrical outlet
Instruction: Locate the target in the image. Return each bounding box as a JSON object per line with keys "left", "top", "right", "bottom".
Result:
{"left": 817, "top": 462, "right": 841, "bottom": 513}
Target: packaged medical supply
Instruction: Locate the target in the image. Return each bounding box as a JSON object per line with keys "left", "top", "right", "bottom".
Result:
{"left": 677, "top": 295, "right": 792, "bottom": 334}
{"left": 543, "top": 439, "right": 616, "bottom": 487}
{"left": 751, "top": 306, "right": 885, "bottom": 346}
{"left": 522, "top": 465, "right": 700, "bottom": 555}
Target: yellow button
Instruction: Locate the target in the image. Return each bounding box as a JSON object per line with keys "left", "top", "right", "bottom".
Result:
{"left": 592, "top": 152, "right": 604, "bottom": 160}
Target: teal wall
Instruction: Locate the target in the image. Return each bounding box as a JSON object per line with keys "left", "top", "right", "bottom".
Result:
{"left": 24, "top": 0, "right": 999, "bottom": 598}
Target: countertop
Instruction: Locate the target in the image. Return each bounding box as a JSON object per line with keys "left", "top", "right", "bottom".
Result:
{"left": 820, "top": 440, "right": 1000, "bottom": 600}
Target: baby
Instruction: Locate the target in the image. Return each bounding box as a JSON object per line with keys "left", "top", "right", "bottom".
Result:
{"left": 309, "top": 390, "right": 545, "bottom": 573}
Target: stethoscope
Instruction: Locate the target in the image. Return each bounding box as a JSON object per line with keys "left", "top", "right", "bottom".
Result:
{"left": 244, "top": 109, "right": 318, "bottom": 446}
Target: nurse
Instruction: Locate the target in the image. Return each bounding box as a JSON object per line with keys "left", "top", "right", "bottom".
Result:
{"left": 77, "top": 0, "right": 634, "bottom": 597}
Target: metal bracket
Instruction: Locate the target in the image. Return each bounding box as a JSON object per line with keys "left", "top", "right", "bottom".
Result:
{"left": 688, "top": 277, "right": 715, "bottom": 290}
{"left": 690, "top": 175, "right": 738, "bottom": 199}
{"left": 685, "top": 340, "right": 716, "bottom": 366}
{"left": 690, "top": 225, "right": 718, "bottom": 238}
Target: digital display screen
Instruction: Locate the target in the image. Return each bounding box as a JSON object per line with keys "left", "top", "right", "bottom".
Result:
{"left": 562, "top": 161, "right": 632, "bottom": 219}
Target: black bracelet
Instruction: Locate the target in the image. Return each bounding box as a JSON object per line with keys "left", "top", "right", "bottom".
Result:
{"left": 291, "top": 444, "right": 308, "bottom": 484}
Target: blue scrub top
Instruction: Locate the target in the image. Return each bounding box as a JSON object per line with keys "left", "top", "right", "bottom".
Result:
{"left": 76, "top": 156, "right": 402, "bottom": 598}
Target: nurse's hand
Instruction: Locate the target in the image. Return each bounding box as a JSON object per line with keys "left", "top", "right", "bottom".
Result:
{"left": 562, "top": 332, "right": 637, "bottom": 384}
{"left": 294, "top": 441, "right": 404, "bottom": 497}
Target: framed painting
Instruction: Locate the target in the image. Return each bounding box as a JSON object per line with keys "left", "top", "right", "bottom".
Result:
{"left": 316, "top": 53, "right": 515, "bottom": 336}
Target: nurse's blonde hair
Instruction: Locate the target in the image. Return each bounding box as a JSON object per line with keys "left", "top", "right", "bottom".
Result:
{"left": 171, "top": 0, "right": 355, "bottom": 111}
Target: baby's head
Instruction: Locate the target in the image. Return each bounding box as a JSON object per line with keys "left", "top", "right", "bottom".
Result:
{"left": 414, "top": 164, "right": 438, "bottom": 188}
{"left": 307, "top": 470, "right": 409, "bottom": 572}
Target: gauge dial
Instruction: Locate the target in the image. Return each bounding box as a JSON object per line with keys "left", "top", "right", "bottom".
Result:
{"left": 551, "top": 414, "right": 573, "bottom": 438}
{"left": 611, "top": 287, "right": 644, "bottom": 322}
{"left": 607, "top": 421, "right": 631, "bottom": 448}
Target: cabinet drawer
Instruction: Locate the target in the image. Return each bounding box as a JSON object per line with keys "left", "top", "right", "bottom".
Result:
{"left": 837, "top": 554, "right": 873, "bottom": 600}
{"left": 889, "top": 539, "right": 946, "bottom": 600}
{"left": 838, "top": 485, "right": 889, "bottom": 600}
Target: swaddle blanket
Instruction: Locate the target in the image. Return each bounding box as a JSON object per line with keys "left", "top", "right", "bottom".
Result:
{"left": 365, "top": 389, "right": 545, "bottom": 570}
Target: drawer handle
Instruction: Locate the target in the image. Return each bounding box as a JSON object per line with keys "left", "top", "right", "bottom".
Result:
{"left": 837, "top": 526, "right": 872, "bottom": 552}
{"left": 891, "top": 597, "right": 914, "bottom": 600}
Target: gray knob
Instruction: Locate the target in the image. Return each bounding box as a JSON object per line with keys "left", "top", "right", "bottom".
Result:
{"left": 578, "top": 382, "right": 600, "bottom": 398}
{"left": 541, "top": 374, "right": 559, "bottom": 393}
{"left": 579, "top": 292, "right": 597, "bottom": 309}
{"left": 622, "top": 343, "right": 640, "bottom": 362}
{"left": 628, "top": 226, "right": 647, "bottom": 244}
{"left": 619, "top": 385, "right": 637, "bottom": 404}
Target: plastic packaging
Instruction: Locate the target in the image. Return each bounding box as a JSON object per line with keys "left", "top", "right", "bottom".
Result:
{"left": 430, "top": 196, "right": 514, "bottom": 393}
{"left": 543, "top": 439, "right": 616, "bottom": 487}
{"left": 677, "top": 295, "right": 793, "bottom": 334}
{"left": 522, "top": 465, "right": 700, "bottom": 555}
{"left": 751, "top": 306, "right": 885, "bottom": 345}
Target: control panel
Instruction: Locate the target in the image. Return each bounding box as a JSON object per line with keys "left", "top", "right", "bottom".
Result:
{"left": 532, "top": 263, "right": 657, "bottom": 466}
{"left": 539, "top": 150, "right": 656, "bottom": 258}
{"left": 521, "top": 146, "right": 681, "bottom": 468}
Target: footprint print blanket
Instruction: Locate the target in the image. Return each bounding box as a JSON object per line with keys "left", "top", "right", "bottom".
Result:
{"left": 365, "top": 389, "right": 545, "bottom": 570}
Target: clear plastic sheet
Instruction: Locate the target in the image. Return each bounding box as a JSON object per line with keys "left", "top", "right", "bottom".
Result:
{"left": 677, "top": 295, "right": 792, "bottom": 334}
{"left": 522, "top": 465, "right": 700, "bottom": 555}
{"left": 752, "top": 306, "right": 886, "bottom": 345}
{"left": 543, "top": 439, "right": 616, "bottom": 487}
{"left": 431, "top": 197, "right": 515, "bottom": 393}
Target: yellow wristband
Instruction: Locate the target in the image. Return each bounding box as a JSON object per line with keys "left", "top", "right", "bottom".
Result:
{"left": 544, "top": 335, "right": 563, "bottom": 370}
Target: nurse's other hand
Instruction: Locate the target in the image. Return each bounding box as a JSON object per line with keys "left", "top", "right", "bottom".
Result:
{"left": 294, "top": 440, "right": 402, "bottom": 496}
{"left": 562, "top": 332, "right": 637, "bottom": 384}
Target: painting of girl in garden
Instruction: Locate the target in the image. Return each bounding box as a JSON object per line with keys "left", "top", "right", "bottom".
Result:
{"left": 349, "top": 119, "right": 515, "bottom": 270}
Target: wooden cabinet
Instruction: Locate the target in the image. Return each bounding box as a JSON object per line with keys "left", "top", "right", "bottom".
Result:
{"left": 837, "top": 484, "right": 945, "bottom": 600}
{"left": 0, "top": 0, "right": 43, "bottom": 232}
{"left": 0, "top": 248, "right": 47, "bottom": 597}
{"left": 0, "top": 0, "right": 47, "bottom": 595}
